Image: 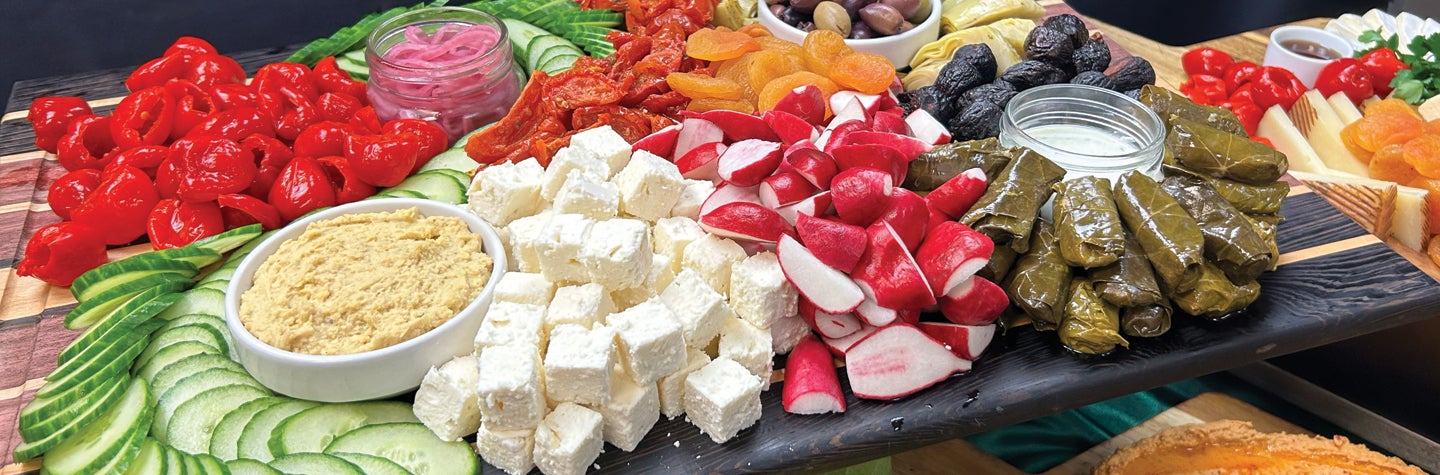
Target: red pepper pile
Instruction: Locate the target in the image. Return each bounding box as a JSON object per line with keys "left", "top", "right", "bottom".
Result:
{"left": 20, "top": 37, "right": 446, "bottom": 287}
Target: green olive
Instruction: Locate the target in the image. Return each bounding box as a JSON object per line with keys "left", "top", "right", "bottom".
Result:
{"left": 813, "top": 1, "right": 853, "bottom": 38}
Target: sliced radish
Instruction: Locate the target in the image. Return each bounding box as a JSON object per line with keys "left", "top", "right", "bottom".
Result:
{"left": 852, "top": 222, "right": 936, "bottom": 310}
{"left": 784, "top": 148, "right": 838, "bottom": 190}
{"left": 843, "top": 131, "right": 933, "bottom": 158}
{"left": 675, "top": 141, "right": 726, "bottom": 181}
{"left": 778, "top": 235, "right": 864, "bottom": 314}
{"left": 822, "top": 322, "right": 878, "bottom": 356}
{"left": 718, "top": 139, "right": 783, "bottom": 187}
{"left": 876, "top": 188, "right": 929, "bottom": 252}
{"left": 700, "top": 182, "right": 761, "bottom": 216}
{"left": 774, "top": 85, "right": 826, "bottom": 125}
{"left": 699, "top": 109, "right": 781, "bottom": 143}
{"left": 830, "top": 143, "right": 907, "bottom": 184}
{"left": 830, "top": 97, "right": 869, "bottom": 127}
{"left": 798, "top": 298, "right": 862, "bottom": 339}
{"left": 776, "top": 191, "right": 832, "bottom": 226}
{"left": 758, "top": 171, "right": 820, "bottom": 208}
{"left": 927, "top": 207, "right": 951, "bottom": 234}
{"left": 761, "top": 110, "right": 818, "bottom": 146}
{"left": 830, "top": 167, "right": 894, "bottom": 226}
{"left": 917, "top": 322, "right": 995, "bottom": 360}
{"left": 871, "top": 110, "right": 910, "bottom": 135}
{"left": 916, "top": 221, "right": 994, "bottom": 296}
{"left": 782, "top": 335, "right": 846, "bottom": 415}
{"left": 699, "top": 201, "right": 795, "bottom": 244}
{"left": 795, "top": 213, "right": 866, "bottom": 272}
{"left": 819, "top": 120, "right": 869, "bottom": 154}
{"left": 938, "top": 276, "right": 1008, "bottom": 326}
{"left": 845, "top": 324, "right": 971, "bottom": 400}
{"left": 632, "top": 123, "right": 681, "bottom": 158}
{"left": 903, "top": 109, "right": 951, "bottom": 145}
{"left": 853, "top": 280, "right": 898, "bottom": 327}
{"left": 828, "top": 91, "right": 894, "bottom": 118}
{"left": 675, "top": 117, "right": 723, "bottom": 159}
{"left": 925, "top": 168, "right": 988, "bottom": 219}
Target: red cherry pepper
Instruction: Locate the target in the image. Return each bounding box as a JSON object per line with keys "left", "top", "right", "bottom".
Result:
{"left": 269, "top": 90, "right": 321, "bottom": 142}
{"left": 238, "top": 134, "right": 294, "bottom": 199}
{"left": 1250, "top": 67, "right": 1306, "bottom": 111}
{"left": 110, "top": 87, "right": 175, "bottom": 150}
{"left": 47, "top": 169, "right": 102, "bottom": 220}
{"left": 169, "top": 136, "right": 257, "bottom": 201}
{"left": 345, "top": 134, "right": 419, "bottom": 187}
{"left": 185, "top": 54, "right": 246, "bottom": 90}
{"left": 269, "top": 155, "right": 338, "bottom": 221}
{"left": 56, "top": 115, "right": 118, "bottom": 171}
{"left": 383, "top": 119, "right": 448, "bottom": 171}
{"left": 28, "top": 96, "right": 93, "bottom": 154}
{"left": 1220, "top": 99, "right": 1264, "bottom": 136}
{"left": 1179, "top": 74, "right": 1228, "bottom": 106}
{"left": 316, "top": 155, "right": 378, "bottom": 204}
{"left": 293, "top": 121, "right": 353, "bottom": 158}
{"left": 312, "top": 57, "right": 369, "bottom": 101}
{"left": 315, "top": 92, "right": 363, "bottom": 123}
{"left": 17, "top": 222, "right": 109, "bottom": 287}
{"left": 210, "top": 83, "right": 259, "bottom": 112}
{"left": 1223, "top": 61, "right": 1262, "bottom": 92}
{"left": 163, "top": 79, "right": 216, "bottom": 141}
{"left": 146, "top": 198, "right": 226, "bottom": 249}
{"left": 154, "top": 157, "right": 182, "bottom": 199}
{"left": 1315, "top": 58, "right": 1375, "bottom": 105}
{"left": 1181, "top": 47, "right": 1234, "bottom": 77}
{"left": 164, "top": 37, "right": 218, "bottom": 57}
{"left": 71, "top": 165, "right": 159, "bottom": 245}
{"left": 125, "top": 54, "right": 189, "bottom": 92}
{"left": 1251, "top": 136, "right": 1275, "bottom": 148}
{"left": 106, "top": 145, "right": 169, "bottom": 177}
{"left": 1359, "top": 48, "right": 1409, "bottom": 96}
{"left": 190, "top": 107, "right": 274, "bottom": 141}
{"left": 349, "top": 106, "right": 383, "bottom": 135}
{"left": 1228, "top": 83, "right": 1255, "bottom": 105}
{"left": 251, "top": 63, "right": 319, "bottom": 104}
{"left": 217, "top": 193, "right": 283, "bottom": 230}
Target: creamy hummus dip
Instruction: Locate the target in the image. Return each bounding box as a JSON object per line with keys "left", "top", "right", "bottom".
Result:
{"left": 240, "top": 207, "right": 493, "bottom": 355}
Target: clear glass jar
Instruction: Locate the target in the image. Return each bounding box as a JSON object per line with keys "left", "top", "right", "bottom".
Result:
{"left": 998, "top": 84, "right": 1166, "bottom": 182}
{"left": 366, "top": 7, "right": 524, "bottom": 143}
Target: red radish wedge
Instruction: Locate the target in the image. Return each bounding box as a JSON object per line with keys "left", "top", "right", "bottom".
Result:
{"left": 759, "top": 171, "right": 820, "bottom": 208}
{"left": 830, "top": 167, "right": 894, "bottom": 226}
{"left": 782, "top": 335, "right": 846, "bottom": 415}
{"left": 700, "top": 183, "right": 760, "bottom": 216}
{"left": 675, "top": 117, "right": 723, "bottom": 159}
{"left": 819, "top": 120, "right": 870, "bottom": 154}
{"left": 830, "top": 144, "right": 907, "bottom": 183}
{"left": 718, "top": 139, "right": 783, "bottom": 187}
{"left": 845, "top": 324, "right": 971, "bottom": 400}
{"left": 699, "top": 201, "right": 795, "bottom": 243}
{"left": 852, "top": 222, "right": 936, "bottom": 309}
{"left": 795, "top": 213, "right": 866, "bottom": 272}
{"left": 699, "top": 109, "right": 782, "bottom": 143}
{"left": 783, "top": 139, "right": 819, "bottom": 158}
{"left": 916, "top": 221, "right": 994, "bottom": 296}
{"left": 776, "top": 191, "right": 832, "bottom": 226}
{"left": 898, "top": 309, "right": 920, "bottom": 326}
{"left": 675, "top": 141, "right": 726, "bottom": 181}
{"left": 762, "top": 110, "right": 818, "bottom": 145}
{"left": 775, "top": 85, "right": 826, "bottom": 125}
{"left": 903, "top": 109, "right": 951, "bottom": 145}
{"left": 632, "top": 124, "right": 680, "bottom": 158}
{"left": 798, "top": 298, "right": 862, "bottom": 339}
{"left": 938, "top": 276, "right": 1008, "bottom": 326}
{"left": 830, "top": 98, "right": 868, "bottom": 129}
{"left": 927, "top": 207, "right": 951, "bottom": 234}
{"left": 871, "top": 110, "right": 909, "bottom": 135}
{"left": 778, "top": 235, "right": 864, "bottom": 314}
{"left": 844, "top": 131, "right": 933, "bottom": 158}
{"left": 876, "top": 188, "right": 929, "bottom": 252}
{"left": 822, "top": 323, "right": 878, "bottom": 356}
{"left": 853, "top": 280, "right": 898, "bottom": 327}
{"left": 917, "top": 322, "right": 995, "bottom": 360}
{"left": 784, "top": 148, "right": 837, "bottom": 190}
{"left": 925, "top": 168, "right": 988, "bottom": 219}
{"left": 829, "top": 91, "right": 896, "bottom": 117}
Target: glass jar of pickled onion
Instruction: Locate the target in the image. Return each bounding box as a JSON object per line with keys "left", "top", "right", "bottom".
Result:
{"left": 365, "top": 7, "right": 524, "bottom": 143}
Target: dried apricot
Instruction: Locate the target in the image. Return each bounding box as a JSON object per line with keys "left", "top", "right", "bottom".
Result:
{"left": 802, "top": 30, "right": 852, "bottom": 77}
{"left": 1403, "top": 134, "right": 1440, "bottom": 178}
{"left": 747, "top": 49, "right": 803, "bottom": 99}
{"left": 755, "top": 36, "right": 804, "bottom": 56}
{"left": 829, "top": 52, "right": 897, "bottom": 95}
{"left": 686, "top": 28, "right": 761, "bottom": 61}
{"left": 758, "top": 71, "right": 839, "bottom": 112}
{"left": 1340, "top": 120, "right": 1369, "bottom": 163}
{"left": 738, "top": 23, "right": 772, "bottom": 38}
{"left": 666, "top": 72, "right": 745, "bottom": 100}
{"left": 1369, "top": 144, "right": 1421, "bottom": 183}
{"left": 687, "top": 97, "right": 756, "bottom": 114}
{"left": 1364, "top": 98, "right": 1422, "bottom": 120}
{"left": 1354, "top": 111, "right": 1424, "bottom": 152}
{"left": 1407, "top": 177, "right": 1440, "bottom": 234}
{"left": 1427, "top": 119, "right": 1440, "bottom": 136}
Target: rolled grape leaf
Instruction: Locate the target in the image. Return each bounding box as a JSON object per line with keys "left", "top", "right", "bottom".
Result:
{"left": 978, "top": 245, "right": 1019, "bottom": 283}
{"left": 1059, "top": 278, "right": 1129, "bottom": 355}
{"left": 1112, "top": 171, "right": 1205, "bottom": 294}
{"left": 1138, "top": 85, "right": 1248, "bottom": 136}
{"left": 1002, "top": 220, "right": 1071, "bottom": 330}
{"left": 1089, "top": 234, "right": 1164, "bottom": 307}
{"left": 1172, "top": 261, "right": 1261, "bottom": 319}
{"left": 1121, "top": 302, "right": 1172, "bottom": 338}
{"left": 961, "top": 148, "right": 1067, "bottom": 253}
{"left": 1161, "top": 175, "right": 1274, "bottom": 283}
{"left": 1166, "top": 116, "right": 1288, "bottom": 185}
{"left": 1164, "top": 164, "right": 1289, "bottom": 214}
{"left": 1053, "top": 176, "right": 1126, "bottom": 268}
{"left": 905, "top": 137, "right": 1015, "bottom": 191}
{"left": 1246, "top": 213, "right": 1282, "bottom": 271}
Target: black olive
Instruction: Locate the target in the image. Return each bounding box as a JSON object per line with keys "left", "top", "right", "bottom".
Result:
{"left": 1107, "top": 56, "right": 1156, "bottom": 92}
{"left": 901, "top": 86, "right": 958, "bottom": 123}
{"left": 836, "top": 0, "right": 869, "bottom": 21}
{"left": 1043, "top": 14, "right": 1090, "bottom": 48}
{"left": 1024, "top": 26, "right": 1075, "bottom": 71}
{"left": 935, "top": 60, "right": 987, "bottom": 96}
{"left": 1070, "top": 70, "right": 1114, "bottom": 89}
{"left": 950, "top": 43, "right": 998, "bottom": 81}
{"left": 1000, "top": 60, "right": 1069, "bottom": 91}
{"left": 1073, "top": 40, "right": 1111, "bottom": 74}
{"left": 850, "top": 21, "right": 878, "bottom": 39}
{"left": 946, "top": 100, "right": 1003, "bottom": 141}
{"left": 780, "top": 7, "right": 813, "bottom": 26}
{"left": 962, "top": 81, "right": 1018, "bottom": 109}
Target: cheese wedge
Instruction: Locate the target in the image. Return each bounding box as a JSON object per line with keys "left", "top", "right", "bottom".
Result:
{"left": 1327, "top": 92, "right": 1365, "bottom": 125}
{"left": 1291, "top": 170, "right": 1431, "bottom": 251}
{"left": 1291, "top": 90, "right": 1369, "bottom": 176}
{"left": 1419, "top": 95, "right": 1440, "bottom": 122}
{"left": 1257, "top": 105, "right": 1329, "bottom": 174}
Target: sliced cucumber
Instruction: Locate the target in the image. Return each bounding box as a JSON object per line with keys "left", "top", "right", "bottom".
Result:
{"left": 210, "top": 397, "right": 283, "bottom": 462}
{"left": 122, "top": 437, "right": 166, "bottom": 475}
{"left": 154, "top": 314, "right": 230, "bottom": 345}
{"left": 193, "top": 279, "right": 228, "bottom": 292}
{"left": 60, "top": 283, "right": 183, "bottom": 364}
{"left": 513, "top": 0, "right": 579, "bottom": 28}
{"left": 196, "top": 266, "right": 236, "bottom": 285}
{"left": 151, "top": 357, "right": 251, "bottom": 408}
{"left": 539, "top": 53, "right": 581, "bottom": 75}
{"left": 193, "top": 453, "right": 231, "bottom": 475}
{"left": 342, "top": 49, "right": 365, "bottom": 64}
{"left": 135, "top": 324, "right": 229, "bottom": 373}
{"left": 500, "top": 17, "right": 549, "bottom": 67}
{"left": 167, "top": 384, "right": 271, "bottom": 454}
{"left": 417, "top": 149, "right": 478, "bottom": 174}
{"left": 372, "top": 189, "right": 428, "bottom": 199}
{"left": 161, "top": 445, "right": 185, "bottom": 475}
{"left": 425, "top": 168, "right": 473, "bottom": 187}
{"left": 335, "top": 55, "right": 370, "bottom": 80}
{"left": 270, "top": 453, "right": 363, "bottom": 475}
{"left": 192, "top": 224, "right": 264, "bottom": 256}
{"left": 38, "top": 331, "right": 146, "bottom": 399}
{"left": 535, "top": 42, "right": 582, "bottom": 70}
{"left": 551, "top": 9, "right": 624, "bottom": 29}
{"left": 153, "top": 372, "right": 267, "bottom": 443}
{"left": 323, "top": 423, "right": 477, "bottom": 475}
{"left": 270, "top": 402, "right": 419, "bottom": 457}
{"left": 155, "top": 288, "right": 226, "bottom": 320}
{"left": 18, "top": 373, "right": 125, "bottom": 441}
{"left": 329, "top": 452, "right": 412, "bottom": 475}
{"left": 89, "top": 418, "right": 147, "bottom": 475}
{"left": 526, "top": 35, "right": 581, "bottom": 71}
{"left": 386, "top": 170, "right": 466, "bottom": 204}
{"left": 36, "top": 378, "right": 152, "bottom": 475}
{"left": 180, "top": 452, "right": 205, "bottom": 474}
{"left": 236, "top": 400, "right": 321, "bottom": 463}
{"left": 227, "top": 458, "right": 283, "bottom": 475}
{"left": 71, "top": 254, "right": 199, "bottom": 303}
{"left": 63, "top": 273, "right": 191, "bottom": 330}
{"left": 452, "top": 124, "right": 491, "bottom": 149}
{"left": 226, "top": 229, "right": 277, "bottom": 265}
{"left": 151, "top": 246, "right": 224, "bottom": 270}
{"left": 135, "top": 342, "right": 226, "bottom": 385}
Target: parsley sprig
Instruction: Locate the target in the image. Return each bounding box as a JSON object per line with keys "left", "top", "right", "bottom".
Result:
{"left": 1359, "top": 29, "right": 1440, "bottom": 104}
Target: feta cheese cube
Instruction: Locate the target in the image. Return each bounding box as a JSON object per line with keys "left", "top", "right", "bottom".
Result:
{"left": 533, "top": 402, "right": 605, "bottom": 475}
{"left": 606, "top": 298, "right": 686, "bottom": 385}
{"left": 545, "top": 283, "right": 616, "bottom": 334}
{"left": 598, "top": 367, "right": 660, "bottom": 452}
{"left": 495, "top": 226, "right": 514, "bottom": 271}
{"left": 569, "top": 125, "right": 632, "bottom": 178}
{"left": 659, "top": 269, "right": 734, "bottom": 348}
{"left": 412, "top": 356, "right": 480, "bottom": 441}
{"left": 467, "top": 158, "right": 545, "bottom": 227}
{"left": 506, "top": 211, "right": 553, "bottom": 273}
{"left": 476, "top": 423, "right": 534, "bottom": 475}
{"left": 477, "top": 344, "right": 547, "bottom": 431}
{"left": 609, "top": 253, "right": 670, "bottom": 310}
{"left": 553, "top": 169, "right": 619, "bottom": 220}
{"left": 578, "top": 218, "right": 650, "bottom": 290}
{"left": 669, "top": 179, "right": 716, "bottom": 219}
{"left": 474, "top": 302, "right": 547, "bottom": 354}
{"left": 535, "top": 214, "right": 594, "bottom": 284}
{"left": 543, "top": 324, "right": 616, "bottom": 406}
{"left": 769, "top": 313, "right": 809, "bottom": 355}
{"left": 493, "top": 272, "right": 556, "bottom": 306}
{"left": 541, "top": 146, "right": 609, "bottom": 201}
{"left": 718, "top": 317, "right": 774, "bottom": 387}
{"left": 727, "top": 252, "right": 798, "bottom": 329}
{"left": 611, "top": 150, "right": 685, "bottom": 222}
{"left": 658, "top": 348, "right": 711, "bottom": 419}
{"left": 684, "top": 358, "right": 763, "bottom": 444}
{"left": 652, "top": 216, "right": 706, "bottom": 274}
{"left": 681, "top": 234, "right": 747, "bottom": 296}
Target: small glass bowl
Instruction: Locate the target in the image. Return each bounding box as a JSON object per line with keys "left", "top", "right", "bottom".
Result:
{"left": 999, "top": 84, "right": 1166, "bottom": 182}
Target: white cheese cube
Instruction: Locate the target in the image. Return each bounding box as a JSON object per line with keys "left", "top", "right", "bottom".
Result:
{"left": 535, "top": 214, "right": 594, "bottom": 284}
{"left": 606, "top": 298, "right": 686, "bottom": 385}
{"left": 541, "top": 146, "right": 610, "bottom": 201}
{"left": 494, "top": 226, "right": 514, "bottom": 271}
{"left": 660, "top": 269, "right": 734, "bottom": 348}
{"left": 474, "top": 302, "right": 547, "bottom": 355}
{"left": 728, "top": 251, "right": 798, "bottom": 329}
{"left": 578, "top": 218, "right": 651, "bottom": 291}
{"left": 506, "top": 211, "right": 553, "bottom": 273}
{"left": 599, "top": 367, "right": 660, "bottom": 452}
{"left": 684, "top": 358, "right": 763, "bottom": 444}
{"left": 545, "top": 283, "right": 616, "bottom": 335}
{"left": 553, "top": 169, "right": 619, "bottom": 220}
{"left": 476, "top": 423, "right": 534, "bottom": 475}
{"left": 412, "top": 356, "right": 480, "bottom": 441}
{"left": 718, "top": 317, "right": 774, "bottom": 389}
{"left": 669, "top": 179, "right": 716, "bottom": 220}
{"left": 611, "top": 150, "right": 685, "bottom": 222}
{"left": 652, "top": 216, "right": 706, "bottom": 274}
{"left": 681, "top": 234, "right": 747, "bottom": 296}
{"left": 532, "top": 402, "right": 605, "bottom": 475}
{"left": 543, "top": 324, "right": 616, "bottom": 406}
{"left": 467, "top": 158, "right": 545, "bottom": 227}
{"left": 569, "top": 125, "right": 632, "bottom": 178}
{"left": 493, "top": 272, "right": 556, "bottom": 306}
{"left": 477, "top": 344, "right": 547, "bottom": 431}
{"left": 658, "top": 348, "right": 711, "bottom": 419}
{"left": 609, "top": 253, "right": 674, "bottom": 310}
{"left": 769, "top": 313, "right": 809, "bottom": 355}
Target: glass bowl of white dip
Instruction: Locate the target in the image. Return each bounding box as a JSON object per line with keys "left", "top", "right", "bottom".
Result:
{"left": 998, "top": 84, "right": 1166, "bottom": 182}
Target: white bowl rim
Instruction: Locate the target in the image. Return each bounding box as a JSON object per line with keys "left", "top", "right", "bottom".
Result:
{"left": 757, "top": 0, "right": 943, "bottom": 44}
{"left": 224, "top": 197, "right": 507, "bottom": 366}
{"left": 1267, "top": 25, "right": 1355, "bottom": 65}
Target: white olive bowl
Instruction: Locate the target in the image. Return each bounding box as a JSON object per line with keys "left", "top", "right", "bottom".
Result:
{"left": 757, "top": 0, "right": 943, "bottom": 68}
{"left": 224, "top": 198, "right": 506, "bottom": 402}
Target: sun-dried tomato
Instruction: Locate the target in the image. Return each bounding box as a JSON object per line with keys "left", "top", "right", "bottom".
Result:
{"left": 547, "top": 71, "right": 625, "bottom": 109}
{"left": 465, "top": 72, "right": 551, "bottom": 164}
{"left": 638, "top": 90, "right": 689, "bottom": 117}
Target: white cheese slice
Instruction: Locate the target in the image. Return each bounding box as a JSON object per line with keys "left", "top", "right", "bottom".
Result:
{"left": 1291, "top": 91, "right": 1368, "bottom": 176}
{"left": 1257, "top": 104, "right": 1329, "bottom": 174}
{"left": 1291, "top": 170, "right": 1430, "bottom": 251}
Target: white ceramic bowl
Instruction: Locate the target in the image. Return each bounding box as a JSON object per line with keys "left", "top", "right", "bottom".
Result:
{"left": 757, "top": 0, "right": 943, "bottom": 68}
{"left": 1263, "top": 25, "right": 1354, "bottom": 89}
{"left": 224, "top": 198, "right": 506, "bottom": 402}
